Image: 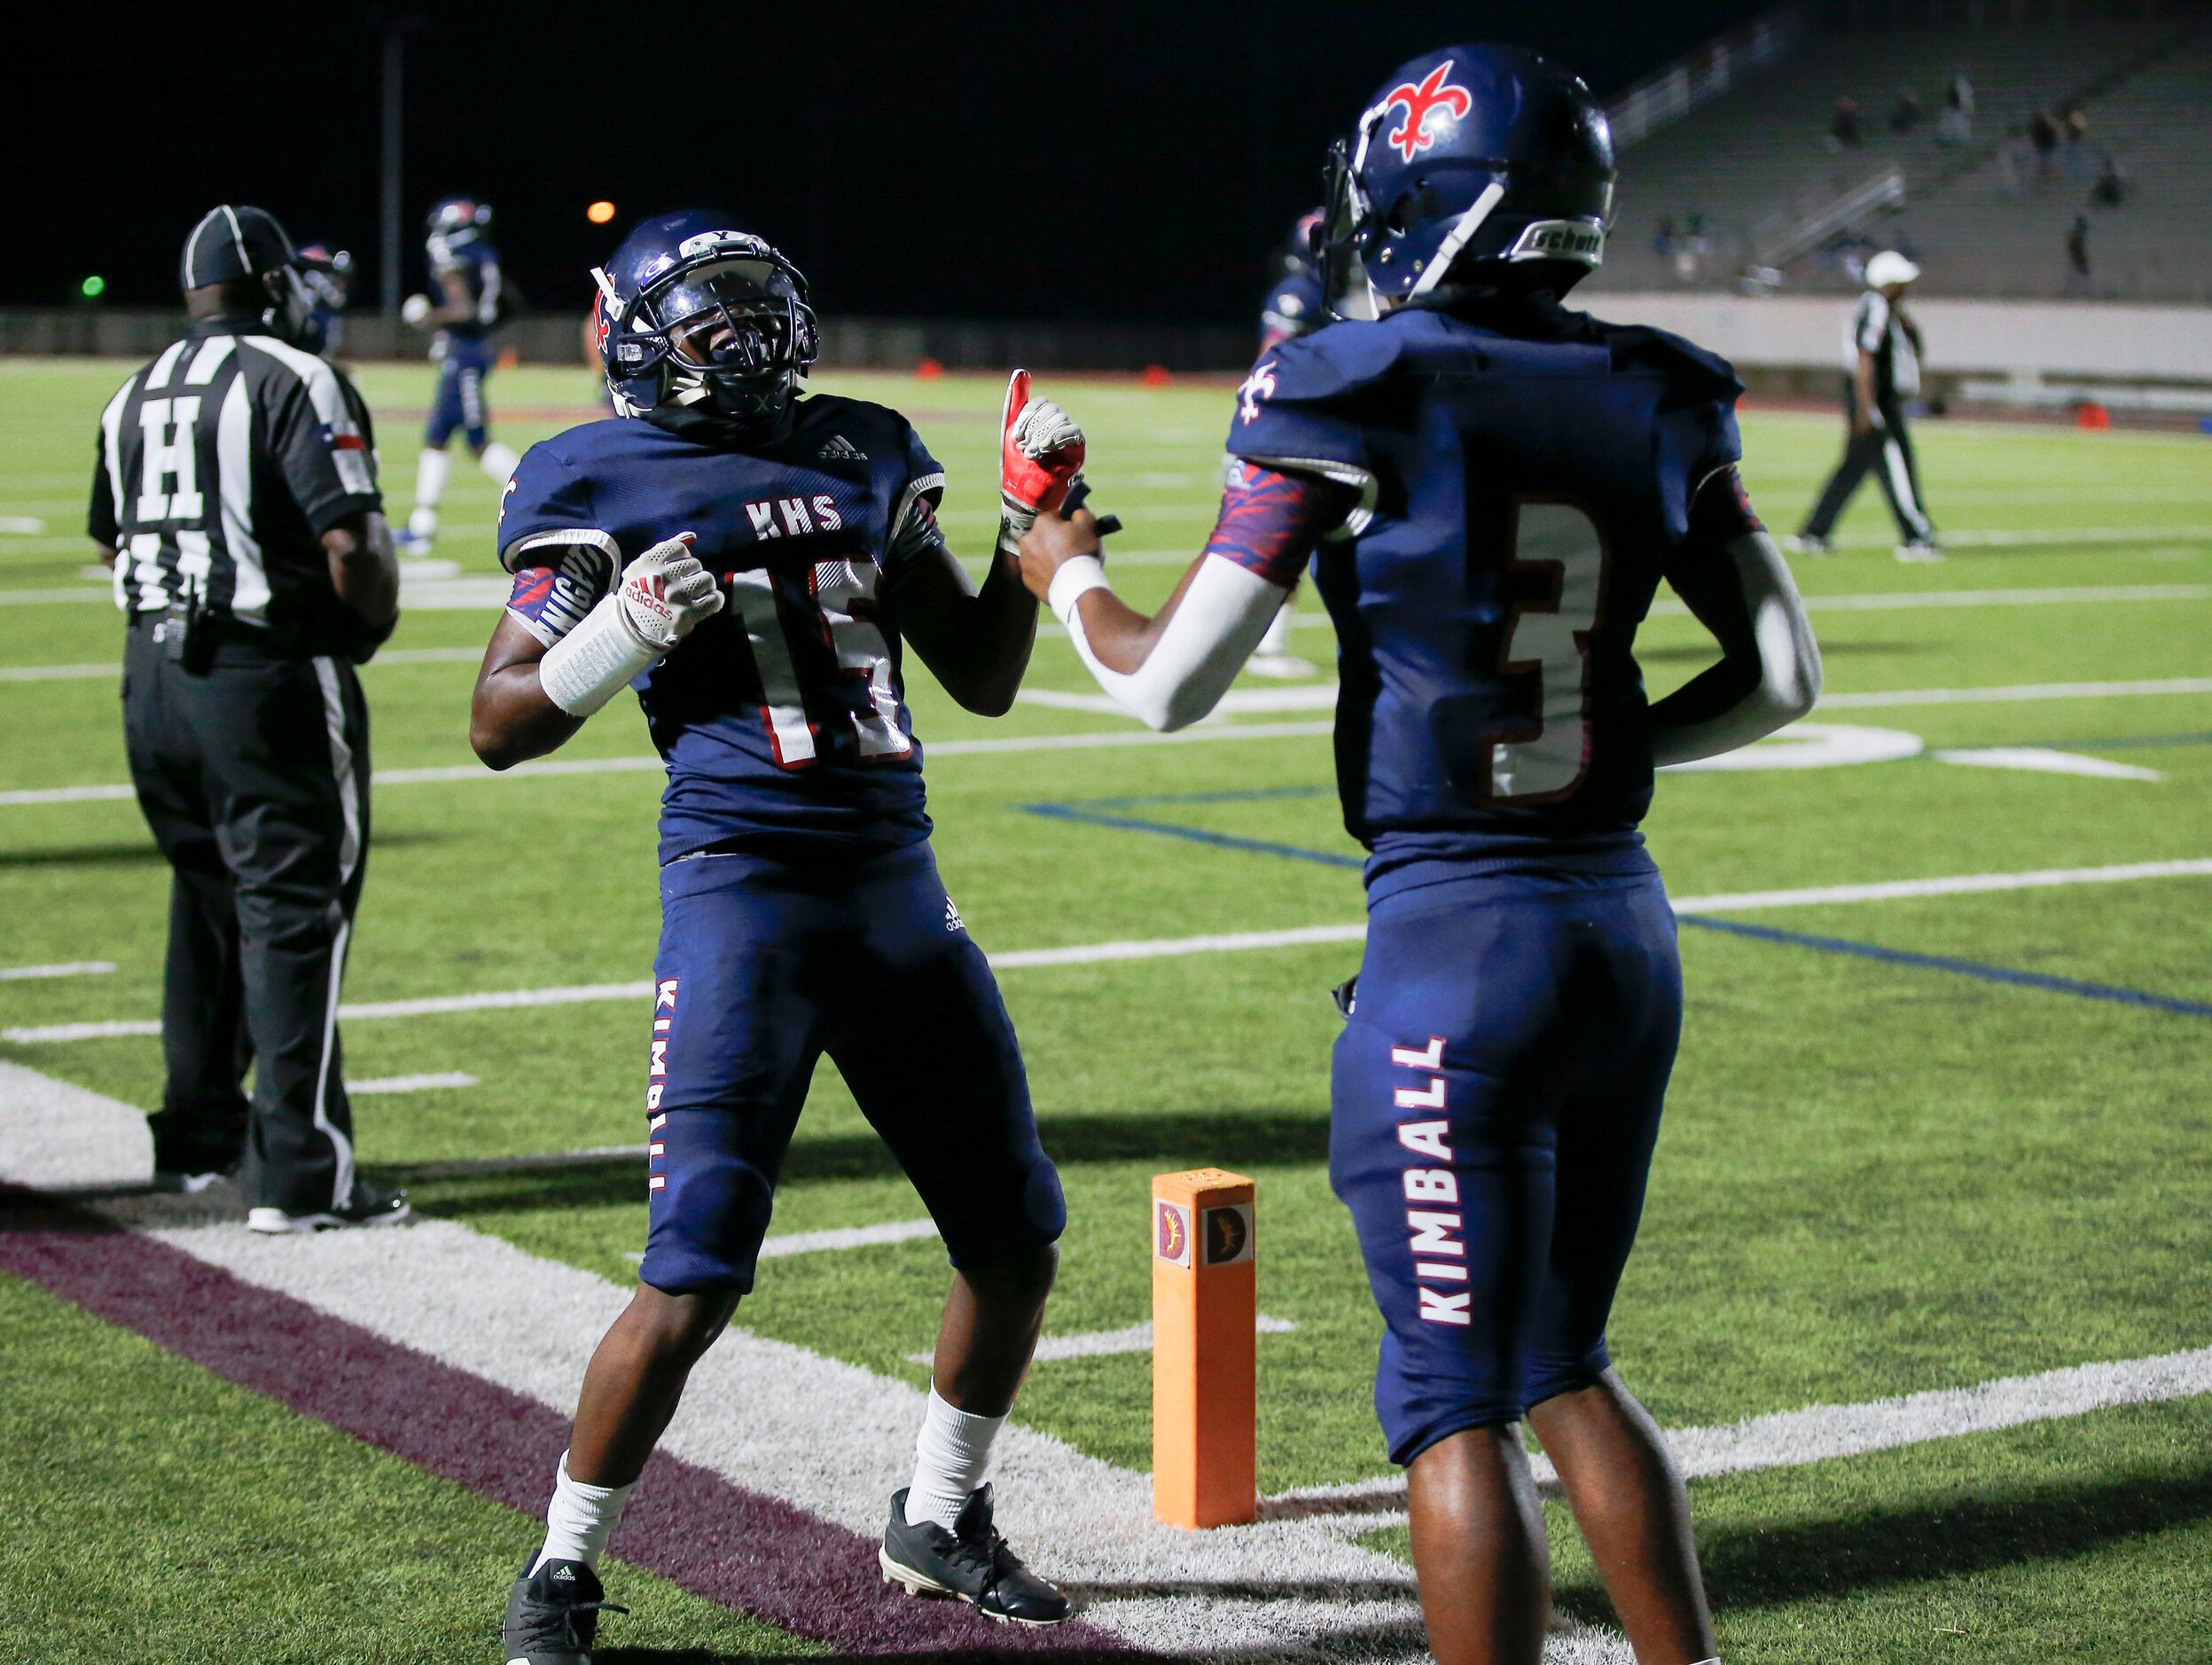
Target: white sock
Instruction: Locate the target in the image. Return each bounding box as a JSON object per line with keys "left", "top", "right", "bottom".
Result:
{"left": 479, "top": 440, "right": 520, "bottom": 485}
{"left": 414, "top": 446, "right": 450, "bottom": 513}
{"left": 531, "top": 1450, "right": 636, "bottom": 1573}
{"left": 907, "top": 1387, "right": 1004, "bottom": 1531}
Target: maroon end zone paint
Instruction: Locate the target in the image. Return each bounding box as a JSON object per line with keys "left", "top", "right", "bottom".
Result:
{"left": 0, "top": 1192, "right": 1136, "bottom": 1660}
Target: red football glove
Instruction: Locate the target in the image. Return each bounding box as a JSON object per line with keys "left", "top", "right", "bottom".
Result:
{"left": 998, "top": 367, "right": 1086, "bottom": 555}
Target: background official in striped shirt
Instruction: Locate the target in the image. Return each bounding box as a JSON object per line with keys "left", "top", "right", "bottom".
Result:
{"left": 88, "top": 205, "right": 406, "bottom": 1232}
{"left": 1794, "top": 250, "right": 1942, "bottom": 563}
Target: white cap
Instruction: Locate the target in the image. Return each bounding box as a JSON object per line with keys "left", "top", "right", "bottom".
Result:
{"left": 1865, "top": 250, "right": 1921, "bottom": 289}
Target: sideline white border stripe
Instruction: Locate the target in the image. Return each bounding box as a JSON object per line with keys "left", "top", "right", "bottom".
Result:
{"left": 0, "top": 960, "right": 114, "bottom": 981}
{"left": 10, "top": 859, "right": 2211, "bottom": 1045}
{"left": 0, "top": 1053, "right": 1484, "bottom": 1661}
{"left": 1822, "top": 676, "right": 2212, "bottom": 709}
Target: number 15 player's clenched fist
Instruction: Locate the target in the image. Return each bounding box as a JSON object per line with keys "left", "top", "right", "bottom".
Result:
{"left": 535, "top": 531, "right": 725, "bottom": 717}
{"left": 998, "top": 368, "right": 1085, "bottom": 555}
{"left": 614, "top": 532, "right": 724, "bottom": 653}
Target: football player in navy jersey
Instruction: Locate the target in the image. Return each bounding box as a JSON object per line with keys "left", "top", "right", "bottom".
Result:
{"left": 473, "top": 214, "right": 1084, "bottom": 1660}
{"left": 398, "top": 197, "right": 520, "bottom": 556}
{"left": 1020, "top": 48, "right": 1821, "bottom": 1665}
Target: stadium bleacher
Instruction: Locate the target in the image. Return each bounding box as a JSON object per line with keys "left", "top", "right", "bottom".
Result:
{"left": 1591, "top": 10, "right": 2211, "bottom": 302}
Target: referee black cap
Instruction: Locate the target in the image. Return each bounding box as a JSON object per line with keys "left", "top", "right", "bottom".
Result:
{"left": 180, "top": 205, "right": 298, "bottom": 291}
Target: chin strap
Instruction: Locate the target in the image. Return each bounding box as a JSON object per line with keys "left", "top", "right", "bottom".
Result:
{"left": 1407, "top": 181, "right": 1506, "bottom": 299}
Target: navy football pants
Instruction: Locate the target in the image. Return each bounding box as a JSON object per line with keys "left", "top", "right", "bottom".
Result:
{"left": 424, "top": 338, "right": 492, "bottom": 449}
{"left": 640, "top": 842, "right": 1066, "bottom": 1294}
{"left": 1330, "top": 866, "right": 1682, "bottom": 1465}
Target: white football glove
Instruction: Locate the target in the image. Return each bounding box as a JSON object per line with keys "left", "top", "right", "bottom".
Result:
{"left": 614, "top": 532, "right": 724, "bottom": 651}
{"left": 401, "top": 293, "right": 433, "bottom": 326}
{"left": 536, "top": 532, "right": 724, "bottom": 717}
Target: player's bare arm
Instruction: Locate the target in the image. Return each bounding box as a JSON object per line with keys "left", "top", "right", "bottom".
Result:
{"left": 323, "top": 509, "right": 400, "bottom": 638}
{"left": 886, "top": 372, "right": 1080, "bottom": 715}
{"left": 881, "top": 525, "right": 1036, "bottom": 717}
{"left": 1017, "top": 460, "right": 1353, "bottom": 731}
{"left": 1646, "top": 466, "right": 1821, "bottom": 766}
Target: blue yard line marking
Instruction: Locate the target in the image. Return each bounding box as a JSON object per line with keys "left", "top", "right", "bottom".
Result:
{"left": 1679, "top": 916, "right": 2212, "bottom": 1018}
{"left": 1023, "top": 800, "right": 1362, "bottom": 870}
{"left": 1022, "top": 791, "right": 2212, "bottom": 1020}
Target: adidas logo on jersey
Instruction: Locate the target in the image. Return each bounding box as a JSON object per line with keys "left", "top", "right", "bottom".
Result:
{"left": 944, "top": 896, "right": 965, "bottom": 934}
{"left": 819, "top": 434, "right": 868, "bottom": 461}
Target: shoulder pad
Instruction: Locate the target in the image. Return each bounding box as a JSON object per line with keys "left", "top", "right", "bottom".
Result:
{"left": 1251, "top": 322, "right": 1410, "bottom": 405}
{"left": 1587, "top": 318, "right": 1744, "bottom": 404}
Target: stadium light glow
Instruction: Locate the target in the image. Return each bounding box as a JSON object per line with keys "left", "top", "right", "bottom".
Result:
{"left": 80, "top": 275, "right": 105, "bottom": 298}
{"left": 586, "top": 200, "right": 617, "bottom": 225}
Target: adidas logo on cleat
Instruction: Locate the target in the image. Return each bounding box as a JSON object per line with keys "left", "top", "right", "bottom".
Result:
{"left": 819, "top": 434, "right": 867, "bottom": 461}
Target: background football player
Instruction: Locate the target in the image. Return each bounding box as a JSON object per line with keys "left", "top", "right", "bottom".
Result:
{"left": 1018, "top": 47, "right": 1821, "bottom": 1665}
{"left": 469, "top": 213, "right": 1083, "bottom": 1662}
{"left": 398, "top": 196, "right": 519, "bottom": 556}
{"left": 293, "top": 242, "right": 352, "bottom": 358}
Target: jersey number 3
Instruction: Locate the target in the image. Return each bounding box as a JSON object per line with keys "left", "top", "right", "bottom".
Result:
{"left": 1490, "top": 500, "right": 1606, "bottom": 802}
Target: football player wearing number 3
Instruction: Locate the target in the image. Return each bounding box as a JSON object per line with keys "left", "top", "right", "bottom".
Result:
{"left": 1019, "top": 49, "right": 1820, "bottom": 1665}
{"left": 471, "top": 213, "right": 1083, "bottom": 1661}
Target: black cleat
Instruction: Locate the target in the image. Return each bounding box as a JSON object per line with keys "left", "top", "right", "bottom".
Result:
{"left": 246, "top": 1180, "right": 411, "bottom": 1235}
{"left": 502, "top": 1556, "right": 627, "bottom": 1665}
{"left": 880, "top": 1484, "right": 1072, "bottom": 1626}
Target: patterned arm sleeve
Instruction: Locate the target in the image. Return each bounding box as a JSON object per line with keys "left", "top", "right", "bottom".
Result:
{"left": 504, "top": 544, "right": 616, "bottom": 648}
{"left": 1202, "top": 460, "right": 1361, "bottom": 588}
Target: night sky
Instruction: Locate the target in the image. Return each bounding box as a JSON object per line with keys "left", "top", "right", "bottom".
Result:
{"left": 25, "top": 1, "right": 1759, "bottom": 324}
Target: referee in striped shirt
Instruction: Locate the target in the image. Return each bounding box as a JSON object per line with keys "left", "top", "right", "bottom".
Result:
{"left": 1794, "top": 250, "right": 1942, "bottom": 563}
{"left": 89, "top": 205, "right": 407, "bottom": 1232}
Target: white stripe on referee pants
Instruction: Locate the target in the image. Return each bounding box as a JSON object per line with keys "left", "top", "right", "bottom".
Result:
{"left": 1882, "top": 434, "right": 1931, "bottom": 541}
{"left": 311, "top": 658, "right": 362, "bottom": 1208}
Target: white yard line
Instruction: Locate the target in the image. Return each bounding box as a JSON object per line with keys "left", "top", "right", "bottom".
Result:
{"left": 1933, "top": 747, "right": 2163, "bottom": 782}
{"left": 1271, "top": 1342, "right": 2212, "bottom": 1528}
{"left": 348, "top": 1071, "right": 480, "bottom": 1096}
{"left": 0, "top": 960, "right": 114, "bottom": 981}
{"left": 760, "top": 1217, "right": 940, "bottom": 1259}
{"left": 11, "top": 858, "right": 2211, "bottom": 1046}
{"left": 8, "top": 583, "right": 2207, "bottom": 682}
{"left": 4, "top": 676, "right": 2205, "bottom": 808}
{"left": 910, "top": 1314, "right": 1299, "bottom": 1366}
{"left": 1822, "top": 676, "right": 2212, "bottom": 708}
{"left": 1025, "top": 676, "right": 2212, "bottom": 722}
{"left": 0, "top": 723, "right": 1337, "bottom": 808}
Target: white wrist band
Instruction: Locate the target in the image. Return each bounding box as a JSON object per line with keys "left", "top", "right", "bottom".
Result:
{"left": 1047, "top": 555, "right": 1111, "bottom": 631}
{"left": 537, "top": 592, "right": 661, "bottom": 716}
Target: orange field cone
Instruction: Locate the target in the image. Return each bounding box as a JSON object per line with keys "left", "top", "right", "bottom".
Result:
{"left": 1152, "top": 1168, "right": 1257, "bottom": 1528}
{"left": 1140, "top": 364, "right": 1173, "bottom": 387}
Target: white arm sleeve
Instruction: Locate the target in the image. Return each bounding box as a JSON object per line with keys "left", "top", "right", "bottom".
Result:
{"left": 1652, "top": 530, "right": 1823, "bottom": 768}
{"left": 1047, "top": 554, "right": 1290, "bottom": 732}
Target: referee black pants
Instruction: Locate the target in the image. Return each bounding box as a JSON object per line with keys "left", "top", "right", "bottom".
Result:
{"left": 121, "top": 621, "right": 370, "bottom": 1214}
{"left": 1800, "top": 381, "right": 1935, "bottom": 544}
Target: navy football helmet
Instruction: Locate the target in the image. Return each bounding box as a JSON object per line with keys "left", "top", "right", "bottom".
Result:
{"left": 426, "top": 197, "right": 492, "bottom": 247}
{"left": 1315, "top": 45, "right": 1614, "bottom": 318}
{"left": 590, "top": 212, "right": 819, "bottom": 431}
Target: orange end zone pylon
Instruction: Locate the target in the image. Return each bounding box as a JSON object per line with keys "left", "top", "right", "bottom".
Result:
{"left": 1152, "top": 1167, "right": 1257, "bottom": 1528}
